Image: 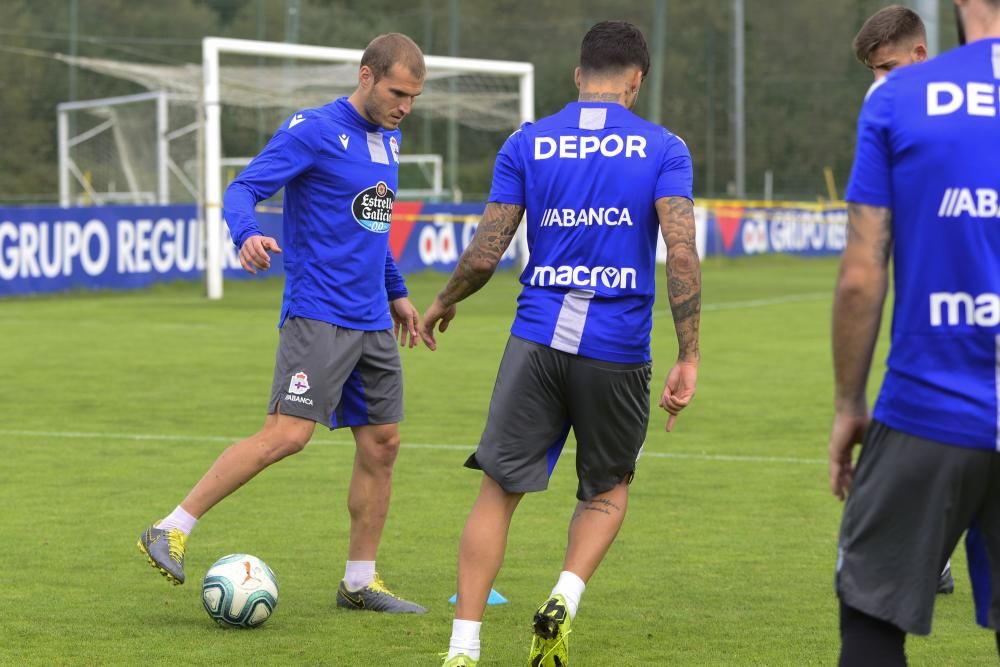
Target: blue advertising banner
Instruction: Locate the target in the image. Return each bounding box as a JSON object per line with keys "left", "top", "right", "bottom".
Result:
{"left": 0, "top": 203, "right": 517, "bottom": 296}
{"left": 701, "top": 203, "right": 847, "bottom": 257}
{"left": 0, "top": 204, "right": 293, "bottom": 296}
{"left": 0, "top": 201, "right": 846, "bottom": 296}
{"left": 0, "top": 205, "right": 197, "bottom": 296}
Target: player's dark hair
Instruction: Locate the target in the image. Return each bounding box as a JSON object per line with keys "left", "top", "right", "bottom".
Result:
{"left": 579, "top": 21, "right": 650, "bottom": 78}
{"left": 361, "top": 33, "right": 426, "bottom": 82}
{"left": 853, "top": 5, "right": 926, "bottom": 66}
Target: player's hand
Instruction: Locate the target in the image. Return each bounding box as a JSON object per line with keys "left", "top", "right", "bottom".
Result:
{"left": 828, "top": 409, "right": 869, "bottom": 501}
{"left": 239, "top": 235, "right": 282, "bottom": 274}
{"left": 389, "top": 297, "right": 421, "bottom": 349}
{"left": 419, "top": 297, "right": 457, "bottom": 351}
{"left": 660, "top": 359, "right": 698, "bottom": 432}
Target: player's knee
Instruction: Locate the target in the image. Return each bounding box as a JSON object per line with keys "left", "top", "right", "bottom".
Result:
{"left": 259, "top": 425, "right": 312, "bottom": 463}
{"left": 362, "top": 429, "right": 400, "bottom": 469}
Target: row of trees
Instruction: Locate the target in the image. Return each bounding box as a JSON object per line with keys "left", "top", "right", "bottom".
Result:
{"left": 0, "top": 0, "right": 958, "bottom": 203}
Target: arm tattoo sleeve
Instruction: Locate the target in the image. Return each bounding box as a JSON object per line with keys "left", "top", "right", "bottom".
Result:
{"left": 657, "top": 197, "right": 701, "bottom": 361}
{"left": 846, "top": 203, "right": 893, "bottom": 265}
{"left": 437, "top": 202, "right": 525, "bottom": 307}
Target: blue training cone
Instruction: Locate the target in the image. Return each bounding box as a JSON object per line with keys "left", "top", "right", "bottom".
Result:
{"left": 449, "top": 588, "right": 508, "bottom": 605}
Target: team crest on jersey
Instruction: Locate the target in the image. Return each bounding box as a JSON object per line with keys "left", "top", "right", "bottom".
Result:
{"left": 389, "top": 136, "right": 399, "bottom": 163}
{"left": 352, "top": 181, "right": 395, "bottom": 233}
{"left": 288, "top": 371, "right": 310, "bottom": 395}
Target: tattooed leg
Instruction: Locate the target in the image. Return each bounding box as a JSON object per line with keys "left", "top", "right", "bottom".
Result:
{"left": 562, "top": 481, "right": 630, "bottom": 582}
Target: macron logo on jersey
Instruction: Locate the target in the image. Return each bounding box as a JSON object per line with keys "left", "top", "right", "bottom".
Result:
{"left": 938, "top": 188, "right": 1000, "bottom": 218}
{"left": 289, "top": 113, "right": 306, "bottom": 128}
{"left": 530, "top": 264, "right": 637, "bottom": 289}
{"left": 534, "top": 135, "right": 647, "bottom": 160}
{"left": 930, "top": 291, "right": 1000, "bottom": 327}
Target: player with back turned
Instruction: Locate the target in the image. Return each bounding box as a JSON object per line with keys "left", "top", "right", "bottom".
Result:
{"left": 851, "top": 3, "right": 957, "bottom": 597}
{"left": 830, "top": 0, "right": 1000, "bottom": 663}
{"left": 421, "top": 20, "right": 701, "bottom": 667}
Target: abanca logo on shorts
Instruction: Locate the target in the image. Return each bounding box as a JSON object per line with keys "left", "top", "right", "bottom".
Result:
{"left": 285, "top": 371, "right": 314, "bottom": 406}
{"left": 530, "top": 264, "right": 637, "bottom": 289}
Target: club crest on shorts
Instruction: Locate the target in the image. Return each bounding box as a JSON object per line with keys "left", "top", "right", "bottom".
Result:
{"left": 288, "top": 371, "right": 310, "bottom": 395}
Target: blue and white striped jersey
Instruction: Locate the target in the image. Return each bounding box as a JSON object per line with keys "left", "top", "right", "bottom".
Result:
{"left": 224, "top": 97, "right": 407, "bottom": 331}
{"left": 489, "top": 102, "right": 693, "bottom": 363}
{"left": 847, "top": 38, "right": 1000, "bottom": 451}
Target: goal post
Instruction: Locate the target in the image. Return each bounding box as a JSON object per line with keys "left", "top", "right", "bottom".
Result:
{"left": 202, "top": 36, "right": 534, "bottom": 300}
{"left": 57, "top": 91, "right": 200, "bottom": 207}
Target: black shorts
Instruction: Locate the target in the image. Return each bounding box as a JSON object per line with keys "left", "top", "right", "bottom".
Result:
{"left": 267, "top": 317, "right": 403, "bottom": 430}
{"left": 467, "top": 335, "right": 652, "bottom": 501}
{"left": 836, "top": 420, "right": 1000, "bottom": 635}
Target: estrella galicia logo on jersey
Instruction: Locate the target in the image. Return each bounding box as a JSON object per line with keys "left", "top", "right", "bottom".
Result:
{"left": 530, "top": 264, "right": 637, "bottom": 290}
{"left": 352, "top": 181, "right": 395, "bottom": 233}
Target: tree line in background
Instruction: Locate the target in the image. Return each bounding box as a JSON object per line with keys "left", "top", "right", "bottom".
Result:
{"left": 0, "top": 0, "right": 958, "bottom": 204}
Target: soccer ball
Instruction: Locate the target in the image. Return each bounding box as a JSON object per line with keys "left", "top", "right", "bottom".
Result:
{"left": 201, "top": 554, "right": 278, "bottom": 628}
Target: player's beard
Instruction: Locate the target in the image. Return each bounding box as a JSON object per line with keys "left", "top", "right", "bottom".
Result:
{"left": 365, "top": 99, "right": 394, "bottom": 130}
{"left": 954, "top": 4, "right": 967, "bottom": 45}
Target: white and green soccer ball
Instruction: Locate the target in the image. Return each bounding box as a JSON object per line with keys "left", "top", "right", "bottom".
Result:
{"left": 201, "top": 554, "right": 278, "bottom": 628}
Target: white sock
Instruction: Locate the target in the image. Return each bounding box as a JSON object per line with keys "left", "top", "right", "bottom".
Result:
{"left": 551, "top": 570, "right": 586, "bottom": 619}
{"left": 344, "top": 560, "right": 376, "bottom": 590}
{"left": 447, "top": 619, "right": 482, "bottom": 660}
{"left": 156, "top": 506, "right": 197, "bottom": 535}
{"left": 943, "top": 559, "right": 952, "bottom": 575}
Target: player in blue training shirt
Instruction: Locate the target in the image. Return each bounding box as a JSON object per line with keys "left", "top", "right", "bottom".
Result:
{"left": 852, "top": 5, "right": 959, "bottom": 598}
{"left": 422, "top": 21, "right": 701, "bottom": 667}
{"left": 831, "top": 1, "right": 1000, "bottom": 663}
{"left": 137, "top": 33, "right": 427, "bottom": 615}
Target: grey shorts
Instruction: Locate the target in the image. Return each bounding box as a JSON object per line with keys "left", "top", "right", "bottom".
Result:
{"left": 836, "top": 420, "right": 1000, "bottom": 635}
{"left": 467, "top": 335, "right": 652, "bottom": 501}
{"left": 267, "top": 317, "right": 403, "bottom": 430}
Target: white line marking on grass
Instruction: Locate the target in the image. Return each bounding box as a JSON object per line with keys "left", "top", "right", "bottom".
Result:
{"left": 653, "top": 291, "right": 831, "bottom": 318}
{"left": 0, "top": 429, "right": 825, "bottom": 465}
{"left": 702, "top": 291, "right": 830, "bottom": 312}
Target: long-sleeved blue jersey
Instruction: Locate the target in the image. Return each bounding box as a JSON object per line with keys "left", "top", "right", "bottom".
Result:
{"left": 847, "top": 39, "right": 1000, "bottom": 452}
{"left": 224, "top": 96, "right": 408, "bottom": 331}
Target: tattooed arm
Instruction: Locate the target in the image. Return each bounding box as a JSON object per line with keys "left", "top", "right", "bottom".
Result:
{"left": 438, "top": 202, "right": 525, "bottom": 306}
{"left": 829, "top": 203, "right": 891, "bottom": 500}
{"left": 419, "top": 202, "right": 525, "bottom": 350}
{"left": 658, "top": 197, "right": 701, "bottom": 361}
{"left": 656, "top": 196, "right": 702, "bottom": 431}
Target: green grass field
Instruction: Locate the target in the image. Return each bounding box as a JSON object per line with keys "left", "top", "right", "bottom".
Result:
{"left": 0, "top": 256, "right": 993, "bottom": 665}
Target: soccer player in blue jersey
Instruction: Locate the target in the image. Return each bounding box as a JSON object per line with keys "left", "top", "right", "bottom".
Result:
{"left": 422, "top": 21, "right": 701, "bottom": 667}
{"left": 853, "top": 4, "right": 958, "bottom": 598}
{"left": 831, "top": 0, "right": 1000, "bottom": 663}
{"left": 853, "top": 5, "right": 928, "bottom": 82}
{"left": 137, "top": 33, "right": 427, "bottom": 614}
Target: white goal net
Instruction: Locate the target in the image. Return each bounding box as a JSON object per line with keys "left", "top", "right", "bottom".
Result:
{"left": 57, "top": 37, "right": 535, "bottom": 298}
{"left": 58, "top": 91, "right": 200, "bottom": 206}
